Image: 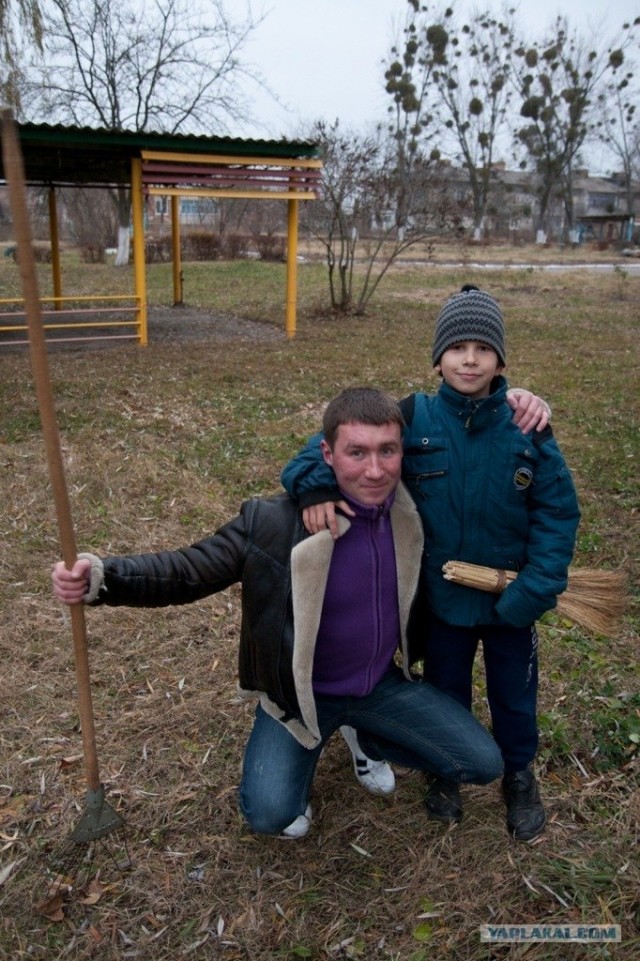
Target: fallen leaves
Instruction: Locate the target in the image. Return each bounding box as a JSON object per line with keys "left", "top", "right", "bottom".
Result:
{"left": 36, "top": 892, "right": 66, "bottom": 922}
{"left": 0, "top": 857, "right": 25, "bottom": 886}
{"left": 59, "top": 754, "right": 84, "bottom": 770}
{"left": 35, "top": 872, "right": 118, "bottom": 920}
{"left": 0, "top": 793, "right": 33, "bottom": 827}
{"left": 80, "top": 877, "right": 106, "bottom": 905}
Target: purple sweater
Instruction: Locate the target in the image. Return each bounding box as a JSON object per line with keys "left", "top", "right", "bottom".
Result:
{"left": 312, "top": 491, "right": 401, "bottom": 696}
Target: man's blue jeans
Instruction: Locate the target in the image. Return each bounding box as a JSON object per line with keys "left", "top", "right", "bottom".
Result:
{"left": 239, "top": 666, "right": 503, "bottom": 835}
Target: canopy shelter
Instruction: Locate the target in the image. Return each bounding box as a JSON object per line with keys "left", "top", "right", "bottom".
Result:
{"left": 0, "top": 122, "right": 322, "bottom": 346}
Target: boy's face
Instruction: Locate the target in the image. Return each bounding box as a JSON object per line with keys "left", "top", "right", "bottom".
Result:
{"left": 435, "top": 340, "right": 504, "bottom": 399}
{"left": 321, "top": 421, "right": 402, "bottom": 506}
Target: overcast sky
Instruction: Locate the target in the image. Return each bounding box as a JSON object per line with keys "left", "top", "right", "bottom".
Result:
{"left": 239, "top": 0, "right": 638, "bottom": 174}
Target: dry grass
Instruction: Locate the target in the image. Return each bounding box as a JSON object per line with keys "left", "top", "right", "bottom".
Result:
{"left": 0, "top": 250, "right": 638, "bottom": 960}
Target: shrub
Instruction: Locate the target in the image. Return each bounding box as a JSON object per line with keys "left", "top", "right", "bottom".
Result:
{"left": 80, "top": 244, "right": 105, "bottom": 263}
{"left": 146, "top": 237, "right": 172, "bottom": 263}
{"left": 183, "top": 232, "right": 222, "bottom": 261}
{"left": 221, "top": 233, "right": 251, "bottom": 259}
{"left": 10, "top": 241, "right": 52, "bottom": 263}
{"left": 254, "top": 233, "right": 286, "bottom": 262}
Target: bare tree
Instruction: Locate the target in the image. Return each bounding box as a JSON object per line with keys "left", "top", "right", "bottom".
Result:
{"left": 595, "top": 24, "right": 640, "bottom": 240}
{"left": 22, "top": 0, "right": 262, "bottom": 264}
{"left": 513, "top": 17, "right": 638, "bottom": 239}
{"left": 60, "top": 187, "right": 119, "bottom": 255}
{"left": 303, "top": 120, "right": 451, "bottom": 315}
{"left": 427, "top": 7, "right": 515, "bottom": 238}
{"left": 632, "top": 125, "right": 640, "bottom": 184}
{"left": 0, "top": 0, "right": 42, "bottom": 109}
{"left": 299, "top": 5, "right": 459, "bottom": 315}
{"left": 384, "top": 5, "right": 440, "bottom": 229}
{"left": 385, "top": 2, "right": 516, "bottom": 239}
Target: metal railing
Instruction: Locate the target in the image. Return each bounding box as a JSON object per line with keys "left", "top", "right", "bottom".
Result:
{"left": 0, "top": 294, "right": 144, "bottom": 347}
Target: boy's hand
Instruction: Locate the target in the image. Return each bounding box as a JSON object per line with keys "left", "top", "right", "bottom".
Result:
{"left": 52, "top": 557, "right": 92, "bottom": 605}
{"left": 507, "top": 389, "right": 551, "bottom": 434}
{"left": 302, "top": 500, "right": 355, "bottom": 538}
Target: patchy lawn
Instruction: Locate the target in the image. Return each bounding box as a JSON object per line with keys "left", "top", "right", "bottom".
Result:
{"left": 0, "top": 252, "right": 638, "bottom": 960}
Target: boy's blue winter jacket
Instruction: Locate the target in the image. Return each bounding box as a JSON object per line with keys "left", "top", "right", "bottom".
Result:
{"left": 281, "top": 376, "right": 581, "bottom": 629}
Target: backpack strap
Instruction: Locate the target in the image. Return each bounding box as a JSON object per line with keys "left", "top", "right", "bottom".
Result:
{"left": 399, "top": 394, "right": 416, "bottom": 428}
{"left": 532, "top": 424, "right": 554, "bottom": 447}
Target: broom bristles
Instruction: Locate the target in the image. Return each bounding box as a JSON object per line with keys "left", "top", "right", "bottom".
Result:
{"left": 442, "top": 562, "right": 628, "bottom": 637}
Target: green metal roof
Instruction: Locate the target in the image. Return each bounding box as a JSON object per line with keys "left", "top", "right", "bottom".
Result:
{"left": 0, "top": 122, "right": 321, "bottom": 188}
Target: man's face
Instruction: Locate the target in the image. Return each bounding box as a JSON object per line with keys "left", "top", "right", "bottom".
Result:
{"left": 321, "top": 421, "right": 402, "bottom": 506}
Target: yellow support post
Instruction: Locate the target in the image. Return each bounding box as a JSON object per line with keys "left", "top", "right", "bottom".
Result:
{"left": 171, "top": 194, "right": 182, "bottom": 305}
{"left": 48, "top": 187, "right": 62, "bottom": 310}
{"left": 130, "top": 157, "right": 148, "bottom": 346}
{"left": 286, "top": 198, "right": 299, "bottom": 338}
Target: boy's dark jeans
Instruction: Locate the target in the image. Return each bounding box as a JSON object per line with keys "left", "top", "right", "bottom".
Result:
{"left": 423, "top": 616, "right": 539, "bottom": 773}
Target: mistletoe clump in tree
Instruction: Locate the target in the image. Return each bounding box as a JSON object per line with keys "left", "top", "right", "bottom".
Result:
{"left": 513, "top": 15, "right": 638, "bottom": 240}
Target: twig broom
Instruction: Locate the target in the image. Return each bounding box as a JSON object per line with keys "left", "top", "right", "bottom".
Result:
{"left": 442, "top": 561, "right": 628, "bottom": 636}
{"left": 1, "top": 110, "right": 127, "bottom": 901}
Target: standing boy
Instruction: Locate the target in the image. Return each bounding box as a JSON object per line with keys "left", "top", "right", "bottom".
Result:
{"left": 281, "top": 288, "right": 580, "bottom": 840}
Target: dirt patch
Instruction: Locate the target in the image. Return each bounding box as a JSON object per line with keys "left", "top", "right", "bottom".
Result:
{"left": 148, "top": 305, "right": 286, "bottom": 345}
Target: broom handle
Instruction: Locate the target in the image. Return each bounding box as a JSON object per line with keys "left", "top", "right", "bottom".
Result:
{"left": 1, "top": 110, "right": 101, "bottom": 793}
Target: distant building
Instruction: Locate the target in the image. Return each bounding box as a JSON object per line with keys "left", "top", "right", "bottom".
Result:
{"left": 414, "top": 161, "right": 640, "bottom": 245}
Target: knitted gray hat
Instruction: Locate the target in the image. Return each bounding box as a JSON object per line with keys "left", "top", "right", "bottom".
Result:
{"left": 432, "top": 285, "right": 506, "bottom": 366}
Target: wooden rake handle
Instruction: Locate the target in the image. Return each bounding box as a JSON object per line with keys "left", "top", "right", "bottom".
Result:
{"left": 1, "top": 109, "right": 101, "bottom": 792}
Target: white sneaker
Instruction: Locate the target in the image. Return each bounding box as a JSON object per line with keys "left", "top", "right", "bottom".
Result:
{"left": 340, "top": 725, "right": 396, "bottom": 796}
{"left": 280, "top": 804, "right": 312, "bottom": 839}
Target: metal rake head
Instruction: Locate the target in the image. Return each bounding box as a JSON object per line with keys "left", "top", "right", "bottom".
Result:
{"left": 37, "top": 786, "right": 131, "bottom": 909}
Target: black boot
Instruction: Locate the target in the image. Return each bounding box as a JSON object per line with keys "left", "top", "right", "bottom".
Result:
{"left": 424, "top": 776, "right": 463, "bottom": 823}
{"left": 502, "top": 767, "right": 546, "bottom": 841}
